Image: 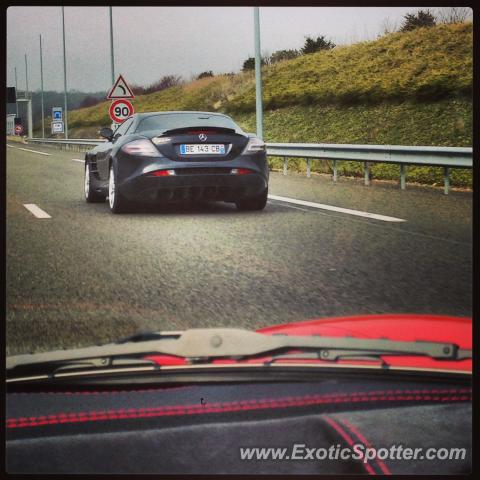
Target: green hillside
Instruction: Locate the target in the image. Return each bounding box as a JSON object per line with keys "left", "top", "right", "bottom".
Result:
{"left": 47, "top": 22, "right": 473, "bottom": 187}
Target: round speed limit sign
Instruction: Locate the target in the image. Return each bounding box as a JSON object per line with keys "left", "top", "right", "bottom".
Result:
{"left": 109, "top": 99, "right": 134, "bottom": 124}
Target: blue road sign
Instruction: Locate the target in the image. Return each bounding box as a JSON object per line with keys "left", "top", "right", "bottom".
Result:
{"left": 52, "top": 107, "right": 62, "bottom": 121}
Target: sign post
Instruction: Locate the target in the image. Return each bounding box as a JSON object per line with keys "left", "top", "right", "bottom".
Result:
{"left": 16, "top": 98, "right": 32, "bottom": 138}
{"left": 254, "top": 7, "right": 263, "bottom": 140}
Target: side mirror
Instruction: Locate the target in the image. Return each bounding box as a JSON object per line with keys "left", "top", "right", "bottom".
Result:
{"left": 99, "top": 127, "right": 114, "bottom": 141}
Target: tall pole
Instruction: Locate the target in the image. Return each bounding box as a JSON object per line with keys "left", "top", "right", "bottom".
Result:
{"left": 40, "top": 34, "right": 45, "bottom": 138}
{"left": 62, "top": 6, "right": 68, "bottom": 139}
{"left": 14, "top": 66, "right": 18, "bottom": 115}
{"left": 24, "top": 53, "right": 29, "bottom": 98}
{"left": 27, "top": 98, "right": 33, "bottom": 138}
{"left": 109, "top": 6, "right": 115, "bottom": 85}
{"left": 254, "top": 7, "right": 263, "bottom": 140}
{"left": 24, "top": 53, "right": 30, "bottom": 137}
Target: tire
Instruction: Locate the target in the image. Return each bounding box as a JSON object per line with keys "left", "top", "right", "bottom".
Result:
{"left": 235, "top": 188, "right": 268, "bottom": 211}
{"left": 108, "top": 164, "right": 130, "bottom": 214}
{"left": 84, "top": 162, "right": 106, "bottom": 203}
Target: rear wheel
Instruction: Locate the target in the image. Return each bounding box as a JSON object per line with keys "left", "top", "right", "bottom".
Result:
{"left": 84, "top": 162, "right": 106, "bottom": 203}
{"left": 235, "top": 188, "right": 268, "bottom": 211}
{"left": 108, "top": 164, "right": 130, "bottom": 214}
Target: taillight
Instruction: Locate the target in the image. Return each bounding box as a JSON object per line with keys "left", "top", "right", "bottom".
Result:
{"left": 121, "top": 139, "right": 160, "bottom": 157}
{"left": 243, "top": 136, "right": 265, "bottom": 154}
{"left": 148, "top": 169, "right": 175, "bottom": 176}
{"left": 231, "top": 168, "right": 253, "bottom": 175}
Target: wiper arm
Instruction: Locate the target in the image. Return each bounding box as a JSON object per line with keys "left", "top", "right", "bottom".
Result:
{"left": 6, "top": 328, "right": 471, "bottom": 377}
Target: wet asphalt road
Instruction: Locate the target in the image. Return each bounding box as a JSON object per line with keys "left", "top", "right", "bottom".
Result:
{"left": 6, "top": 144, "right": 472, "bottom": 354}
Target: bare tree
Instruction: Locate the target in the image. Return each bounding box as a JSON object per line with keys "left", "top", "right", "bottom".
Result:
{"left": 143, "top": 75, "right": 183, "bottom": 95}
{"left": 380, "top": 16, "right": 399, "bottom": 35}
{"left": 196, "top": 71, "right": 214, "bottom": 80}
{"left": 436, "top": 7, "right": 471, "bottom": 24}
{"left": 269, "top": 49, "right": 300, "bottom": 64}
{"left": 130, "top": 84, "right": 146, "bottom": 95}
{"left": 262, "top": 50, "right": 272, "bottom": 66}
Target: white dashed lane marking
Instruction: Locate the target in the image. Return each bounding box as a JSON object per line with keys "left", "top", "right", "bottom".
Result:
{"left": 268, "top": 194, "right": 406, "bottom": 222}
{"left": 15, "top": 147, "right": 51, "bottom": 156}
{"left": 23, "top": 204, "right": 52, "bottom": 219}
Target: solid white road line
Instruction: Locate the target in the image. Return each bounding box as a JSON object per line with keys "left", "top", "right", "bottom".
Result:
{"left": 7, "top": 144, "right": 17, "bottom": 148}
{"left": 23, "top": 204, "right": 52, "bottom": 219}
{"left": 16, "top": 147, "right": 51, "bottom": 156}
{"left": 72, "top": 158, "right": 85, "bottom": 163}
{"left": 268, "top": 194, "right": 406, "bottom": 223}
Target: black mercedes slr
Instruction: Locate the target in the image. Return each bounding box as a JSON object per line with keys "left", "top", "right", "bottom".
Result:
{"left": 84, "top": 111, "right": 269, "bottom": 213}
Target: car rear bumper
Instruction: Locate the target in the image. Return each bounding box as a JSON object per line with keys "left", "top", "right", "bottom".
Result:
{"left": 119, "top": 170, "right": 267, "bottom": 203}
{"left": 116, "top": 154, "right": 268, "bottom": 203}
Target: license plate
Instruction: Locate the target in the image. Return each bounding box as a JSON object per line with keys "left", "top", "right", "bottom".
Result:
{"left": 180, "top": 144, "right": 225, "bottom": 155}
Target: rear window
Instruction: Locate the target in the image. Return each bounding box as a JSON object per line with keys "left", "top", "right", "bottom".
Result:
{"left": 135, "top": 113, "right": 241, "bottom": 133}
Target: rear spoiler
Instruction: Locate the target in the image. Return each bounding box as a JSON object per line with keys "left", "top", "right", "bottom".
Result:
{"left": 161, "top": 126, "right": 238, "bottom": 136}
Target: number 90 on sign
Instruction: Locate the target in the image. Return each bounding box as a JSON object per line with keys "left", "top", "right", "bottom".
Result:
{"left": 115, "top": 105, "right": 129, "bottom": 116}
{"left": 109, "top": 99, "right": 134, "bottom": 124}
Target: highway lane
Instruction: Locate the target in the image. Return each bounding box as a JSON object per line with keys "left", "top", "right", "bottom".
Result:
{"left": 6, "top": 144, "right": 472, "bottom": 354}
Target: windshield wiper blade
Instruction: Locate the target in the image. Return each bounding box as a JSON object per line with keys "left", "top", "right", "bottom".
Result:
{"left": 6, "top": 328, "right": 471, "bottom": 376}
{"left": 265, "top": 347, "right": 472, "bottom": 366}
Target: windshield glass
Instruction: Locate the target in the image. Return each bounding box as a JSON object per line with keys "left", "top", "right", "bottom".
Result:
{"left": 136, "top": 113, "right": 242, "bottom": 133}
{"left": 5, "top": 6, "right": 472, "bottom": 361}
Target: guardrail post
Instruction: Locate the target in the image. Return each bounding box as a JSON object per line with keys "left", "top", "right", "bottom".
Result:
{"left": 333, "top": 160, "right": 338, "bottom": 182}
{"left": 306, "top": 159, "right": 311, "bottom": 178}
{"left": 283, "top": 157, "right": 288, "bottom": 176}
{"left": 444, "top": 167, "right": 450, "bottom": 195}
{"left": 364, "top": 162, "right": 370, "bottom": 186}
{"left": 400, "top": 164, "right": 407, "bottom": 190}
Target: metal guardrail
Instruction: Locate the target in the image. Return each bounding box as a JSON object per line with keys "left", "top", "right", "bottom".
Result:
{"left": 28, "top": 138, "right": 104, "bottom": 150}
{"left": 26, "top": 138, "right": 472, "bottom": 194}
{"left": 267, "top": 143, "right": 472, "bottom": 194}
{"left": 28, "top": 138, "right": 104, "bottom": 144}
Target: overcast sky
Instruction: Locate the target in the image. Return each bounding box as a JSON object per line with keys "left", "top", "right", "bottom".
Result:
{"left": 7, "top": 6, "right": 423, "bottom": 93}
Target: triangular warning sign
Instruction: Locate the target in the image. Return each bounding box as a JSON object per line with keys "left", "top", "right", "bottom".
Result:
{"left": 107, "top": 74, "right": 135, "bottom": 99}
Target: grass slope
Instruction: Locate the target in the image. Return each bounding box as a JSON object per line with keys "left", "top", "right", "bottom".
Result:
{"left": 235, "top": 99, "right": 472, "bottom": 187}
